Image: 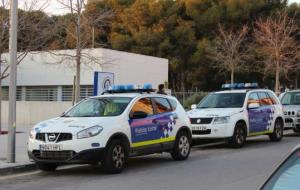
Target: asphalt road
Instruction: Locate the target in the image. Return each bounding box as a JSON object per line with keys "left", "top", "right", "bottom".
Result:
{"left": 1, "top": 133, "right": 300, "bottom": 190}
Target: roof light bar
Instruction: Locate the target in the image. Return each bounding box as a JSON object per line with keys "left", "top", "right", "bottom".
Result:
{"left": 222, "top": 82, "right": 258, "bottom": 89}
{"left": 104, "top": 84, "right": 155, "bottom": 94}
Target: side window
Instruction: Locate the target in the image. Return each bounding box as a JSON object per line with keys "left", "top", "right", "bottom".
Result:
{"left": 248, "top": 92, "right": 260, "bottom": 106}
{"left": 154, "top": 97, "right": 172, "bottom": 114}
{"left": 168, "top": 98, "right": 177, "bottom": 111}
{"left": 258, "top": 92, "right": 273, "bottom": 106}
{"left": 130, "top": 98, "right": 154, "bottom": 117}
{"left": 267, "top": 92, "right": 278, "bottom": 105}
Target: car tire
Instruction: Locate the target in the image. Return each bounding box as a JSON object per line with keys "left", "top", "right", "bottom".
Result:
{"left": 171, "top": 131, "right": 191, "bottom": 161}
{"left": 37, "top": 163, "right": 58, "bottom": 172}
{"left": 102, "top": 139, "right": 128, "bottom": 174}
{"left": 269, "top": 119, "right": 283, "bottom": 142}
{"left": 228, "top": 122, "right": 247, "bottom": 148}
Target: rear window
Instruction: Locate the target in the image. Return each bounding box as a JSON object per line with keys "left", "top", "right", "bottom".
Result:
{"left": 168, "top": 98, "right": 178, "bottom": 111}
{"left": 154, "top": 98, "right": 172, "bottom": 114}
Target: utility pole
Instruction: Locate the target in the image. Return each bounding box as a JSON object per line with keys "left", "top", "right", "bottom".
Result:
{"left": 7, "top": 0, "right": 18, "bottom": 163}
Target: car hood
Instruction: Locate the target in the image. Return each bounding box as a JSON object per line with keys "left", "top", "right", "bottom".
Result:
{"left": 33, "top": 117, "right": 119, "bottom": 134}
{"left": 283, "top": 105, "right": 300, "bottom": 112}
{"left": 187, "top": 108, "right": 243, "bottom": 118}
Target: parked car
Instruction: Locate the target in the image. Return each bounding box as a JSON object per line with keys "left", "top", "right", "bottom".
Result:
{"left": 28, "top": 85, "right": 192, "bottom": 174}
{"left": 279, "top": 90, "right": 300, "bottom": 133}
{"left": 187, "top": 83, "right": 285, "bottom": 148}
{"left": 260, "top": 144, "right": 300, "bottom": 190}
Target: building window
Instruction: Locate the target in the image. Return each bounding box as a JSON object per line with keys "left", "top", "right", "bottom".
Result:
{"left": 62, "top": 85, "right": 93, "bottom": 101}
{"left": 1, "top": 87, "right": 22, "bottom": 101}
{"left": 25, "top": 86, "right": 58, "bottom": 101}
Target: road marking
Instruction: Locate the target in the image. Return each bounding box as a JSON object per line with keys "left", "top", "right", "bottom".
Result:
{"left": 0, "top": 171, "right": 40, "bottom": 180}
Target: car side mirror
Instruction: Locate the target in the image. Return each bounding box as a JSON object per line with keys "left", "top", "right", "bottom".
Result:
{"left": 130, "top": 111, "right": 148, "bottom": 119}
{"left": 248, "top": 102, "right": 260, "bottom": 109}
{"left": 191, "top": 104, "right": 197, "bottom": 110}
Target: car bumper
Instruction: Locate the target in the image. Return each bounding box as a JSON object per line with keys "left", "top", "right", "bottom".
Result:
{"left": 284, "top": 117, "right": 300, "bottom": 130}
{"left": 28, "top": 148, "right": 105, "bottom": 164}
{"left": 191, "top": 124, "right": 232, "bottom": 139}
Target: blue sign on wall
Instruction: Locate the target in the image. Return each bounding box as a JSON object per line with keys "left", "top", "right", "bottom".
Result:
{"left": 93, "top": 72, "right": 115, "bottom": 96}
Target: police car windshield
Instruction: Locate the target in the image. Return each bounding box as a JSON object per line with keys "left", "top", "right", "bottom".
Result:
{"left": 281, "top": 92, "right": 300, "bottom": 105}
{"left": 63, "top": 97, "right": 132, "bottom": 117}
{"left": 197, "top": 93, "right": 246, "bottom": 108}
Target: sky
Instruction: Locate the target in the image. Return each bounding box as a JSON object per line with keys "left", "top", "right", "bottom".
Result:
{"left": 19, "top": 0, "right": 300, "bottom": 16}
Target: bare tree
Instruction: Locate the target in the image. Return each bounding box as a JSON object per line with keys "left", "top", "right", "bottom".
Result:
{"left": 210, "top": 25, "right": 250, "bottom": 84}
{"left": 55, "top": 0, "right": 113, "bottom": 103}
{"left": 0, "top": 0, "right": 56, "bottom": 131}
{"left": 254, "top": 11, "right": 299, "bottom": 94}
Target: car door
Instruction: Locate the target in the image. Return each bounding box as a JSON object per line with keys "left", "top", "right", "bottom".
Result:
{"left": 128, "top": 97, "right": 157, "bottom": 148}
{"left": 247, "top": 92, "right": 264, "bottom": 134}
{"left": 151, "top": 97, "right": 177, "bottom": 143}
{"left": 128, "top": 97, "right": 176, "bottom": 149}
{"left": 257, "top": 92, "right": 274, "bottom": 132}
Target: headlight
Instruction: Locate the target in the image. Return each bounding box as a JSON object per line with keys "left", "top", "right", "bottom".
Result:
{"left": 297, "top": 111, "right": 300, "bottom": 117}
{"left": 77, "top": 125, "right": 103, "bottom": 139}
{"left": 213, "top": 116, "right": 230, "bottom": 124}
{"left": 29, "top": 128, "right": 35, "bottom": 139}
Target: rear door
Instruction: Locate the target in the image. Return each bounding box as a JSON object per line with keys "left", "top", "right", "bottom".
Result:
{"left": 257, "top": 92, "right": 275, "bottom": 132}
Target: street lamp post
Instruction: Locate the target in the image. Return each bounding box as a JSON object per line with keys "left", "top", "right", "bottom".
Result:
{"left": 7, "top": 0, "right": 18, "bottom": 163}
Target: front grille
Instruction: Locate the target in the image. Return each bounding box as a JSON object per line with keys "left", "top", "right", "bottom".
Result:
{"left": 285, "top": 111, "right": 295, "bottom": 116}
{"left": 190, "top": 118, "right": 213, "bottom": 124}
{"left": 36, "top": 133, "right": 46, "bottom": 141}
{"left": 57, "top": 133, "right": 73, "bottom": 143}
{"left": 285, "top": 118, "right": 293, "bottom": 123}
{"left": 35, "top": 133, "right": 72, "bottom": 142}
{"left": 192, "top": 129, "right": 211, "bottom": 135}
{"left": 296, "top": 124, "right": 300, "bottom": 130}
{"left": 32, "top": 150, "right": 76, "bottom": 161}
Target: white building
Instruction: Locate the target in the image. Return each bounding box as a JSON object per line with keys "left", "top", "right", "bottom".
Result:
{"left": 1, "top": 48, "right": 168, "bottom": 126}
{"left": 2, "top": 48, "right": 168, "bottom": 102}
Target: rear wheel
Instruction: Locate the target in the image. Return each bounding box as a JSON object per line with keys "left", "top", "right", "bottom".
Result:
{"left": 269, "top": 119, "right": 283, "bottom": 142}
{"left": 228, "top": 123, "right": 247, "bottom": 148}
{"left": 171, "top": 131, "right": 191, "bottom": 161}
{"left": 37, "top": 163, "right": 58, "bottom": 172}
{"left": 102, "top": 139, "right": 128, "bottom": 174}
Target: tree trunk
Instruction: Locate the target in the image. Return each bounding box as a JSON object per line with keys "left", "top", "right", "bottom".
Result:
{"left": 275, "top": 61, "right": 280, "bottom": 95}
{"left": 231, "top": 66, "right": 234, "bottom": 84}
{"left": 74, "top": 9, "right": 81, "bottom": 103}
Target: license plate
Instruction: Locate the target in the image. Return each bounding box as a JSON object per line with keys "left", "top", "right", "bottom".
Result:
{"left": 39, "top": 144, "right": 63, "bottom": 151}
{"left": 285, "top": 123, "right": 293, "bottom": 128}
{"left": 192, "top": 126, "right": 207, "bottom": 131}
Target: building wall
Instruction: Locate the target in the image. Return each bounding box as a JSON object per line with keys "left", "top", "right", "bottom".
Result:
{"left": 1, "top": 101, "right": 72, "bottom": 126}
{"left": 2, "top": 48, "right": 168, "bottom": 88}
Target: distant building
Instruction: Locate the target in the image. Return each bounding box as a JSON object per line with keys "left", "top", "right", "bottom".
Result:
{"left": 1, "top": 48, "right": 168, "bottom": 102}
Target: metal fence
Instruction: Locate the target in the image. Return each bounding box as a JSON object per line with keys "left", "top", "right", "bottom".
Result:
{"left": 171, "top": 91, "right": 208, "bottom": 108}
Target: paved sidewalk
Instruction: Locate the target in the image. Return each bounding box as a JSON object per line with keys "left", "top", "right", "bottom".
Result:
{"left": 0, "top": 125, "right": 36, "bottom": 175}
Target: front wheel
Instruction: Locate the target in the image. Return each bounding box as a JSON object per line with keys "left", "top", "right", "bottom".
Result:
{"left": 269, "top": 120, "right": 283, "bottom": 142}
{"left": 171, "top": 131, "right": 191, "bottom": 161}
{"left": 228, "top": 123, "right": 247, "bottom": 148}
{"left": 101, "top": 139, "right": 128, "bottom": 174}
{"left": 37, "top": 163, "right": 58, "bottom": 172}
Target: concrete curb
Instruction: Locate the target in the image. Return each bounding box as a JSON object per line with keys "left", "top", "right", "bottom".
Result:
{"left": 0, "top": 163, "right": 37, "bottom": 176}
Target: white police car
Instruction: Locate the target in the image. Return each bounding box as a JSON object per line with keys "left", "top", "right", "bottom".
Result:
{"left": 279, "top": 90, "right": 300, "bottom": 133}
{"left": 187, "top": 83, "right": 284, "bottom": 148}
{"left": 28, "top": 85, "right": 192, "bottom": 173}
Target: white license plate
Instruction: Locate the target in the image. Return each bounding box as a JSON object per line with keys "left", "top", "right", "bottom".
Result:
{"left": 192, "top": 126, "right": 207, "bottom": 131}
{"left": 285, "top": 123, "right": 293, "bottom": 128}
{"left": 39, "top": 144, "right": 63, "bottom": 151}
